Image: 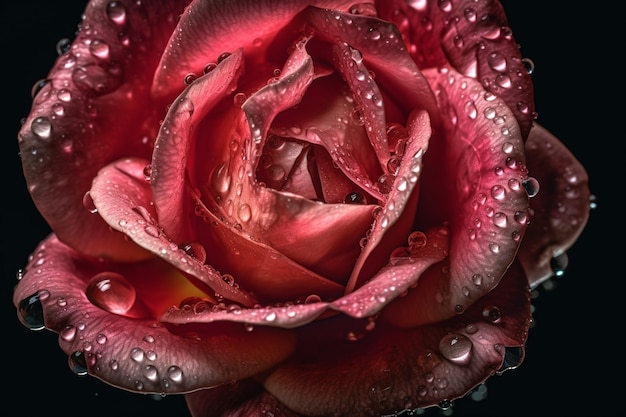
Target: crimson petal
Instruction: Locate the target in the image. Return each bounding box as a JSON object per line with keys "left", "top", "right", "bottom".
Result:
{"left": 151, "top": 49, "right": 245, "bottom": 242}
{"left": 17, "top": 0, "right": 188, "bottom": 261}
{"left": 13, "top": 235, "right": 296, "bottom": 394}
{"left": 89, "top": 158, "right": 258, "bottom": 307}
{"left": 263, "top": 262, "right": 531, "bottom": 417}
{"left": 375, "top": 0, "right": 535, "bottom": 139}
{"left": 161, "top": 224, "right": 445, "bottom": 329}
{"left": 152, "top": 0, "right": 362, "bottom": 99}
{"left": 517, "top": 123, "right": 591, "bottom": 288}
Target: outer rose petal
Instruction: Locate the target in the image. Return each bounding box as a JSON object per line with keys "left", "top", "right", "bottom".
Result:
{"left": 375, "top": 0, "right": 536, "bottom": 139}
{"left": 263, "top": 262, "right": 531, "bottom": 417}
{"left": 517, "top": 123, "right": 591, "bottom": 288}
{"left": 17, "top": 0, "right": 188, "bottom": 261}
{"left": 89, "top": 158, "right": 258, "bottom": 307}
{"left": 152, "top": 0, "right": 371, "bottom": 99}
{"left": 406, "top": 66, "right": 529, "bottom": 325}
{"left": 12, "top": 235, "right": 296, "bottom": 394}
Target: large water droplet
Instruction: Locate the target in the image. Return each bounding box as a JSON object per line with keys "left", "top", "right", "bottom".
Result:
{"left": 69, "top": 351, "right": 88, "bottom": 375}
{"left": 439, "top": 333, "right": 472, "bottom": 365}
{"left": 522, "top": 177, "right": 540, "bottom": 197}
{"left": 31, "top": 117, "right": 52, "bottom": 139}
{"left": 18, "top": 292, "right": 45, "bottom": 330}
{"left": 106, "top": 1, "right": 127, "bottom": 25}
{"left": 86, "top": 272, "right": 136, "bottom": 315}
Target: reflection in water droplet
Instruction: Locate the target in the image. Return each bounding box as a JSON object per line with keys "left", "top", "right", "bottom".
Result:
{"left": 550, "top": 252, "right": 569, "bottom": 277}
{"left": 31, "top": 117, "right": 52, "bottom": 139}
{"left": 522, "top": 177, "right": 540, "bottom": 197}
{"left": 482, "top": 306, "right": 501, "bottom": 323}
{"left": 18, "top": 292, "right": 45, "bottom": 330}
{"left": 86, "top": 272, "right": 136, "bottom": 315}
{"left": 439, "top": 333, "right": 472, "bottom": 365}
{"left": 69, "top": 351, "right": 88, "bottom": 375}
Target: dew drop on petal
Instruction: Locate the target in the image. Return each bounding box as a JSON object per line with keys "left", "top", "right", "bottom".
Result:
{"left": 31, "top": 116, "right": 52, "bottom": 139}
{"left": 550, "top": 252, "right": 569, "bottom": 277}
{"left": 69, "top": 351, "right": 88, "bottom": 375}
{"left": 522, "top": 177, "right": 540, "bottom": 197}
{"left": 439, "top": 333, "right": 473, "bottom": 365}
{"left": 86, "top": 272, "right": 136, "bottom": 315}
{"left": 106, "top": 1, "right": 127, "bottom": 25}
{"left": 18, "top": 292, "right": 45, "bottom": 330}
{"left": 482, "top": 306, "right": 501, "bottom": 323}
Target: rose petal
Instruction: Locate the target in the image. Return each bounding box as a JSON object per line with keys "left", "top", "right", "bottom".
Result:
{"left": 161, "top": 225, "right": 445, "bottom": 329}
{"left": 90, "top": 158, "right": 258, "bottom": 307}
{"left": 306, "top": 6, "right": 441, "bottom": 128}
{"left": 152, "top": 0, "right": 363, "bottom": 99}
{"left": 151, "top": 49, "right": 245, "bottom": 242}
{"left": 517, "top": 123, "right": 591, "bottom": 288}
{"left": 17, "top": 0, "right": 188, "bottom": 261}
{"left": 186, "top": 380, "right": 301, "bottom": 417}
{"left": 263, "top": 261, "right": 531, "bottom": 417}
{"left": 375, "top": 0, "right": 535, "bottom": 139}
{"left": 411, "top": 66, "right": 529, "bottom": 323}
{"left": 346, "top": 109, "right": 432, "bottom": 292}
{"left": 13, "top": 235, "right": 296, "bottom": 394}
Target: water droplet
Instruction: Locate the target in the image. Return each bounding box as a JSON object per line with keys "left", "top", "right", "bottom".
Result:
{"left": 69, "top": 351, "right": 88, "bottom": 375}
{"left": 167, "top": 366, "right": 183, "bottom": 383}
{"left": 487, "top": 52, "right": 507, "bottom": 72}
{"left": 522, "top": 58, "right": 535, "bottom": 74}
{"left": 490, "top": 185, "right": 505, "bottom": 200}
{"left": 31, "top": 78, "right": 48, "bottom": 98}
{"left": 179, "top": 242, "right": 207, "bottom": 263}
{"left": 130, "top": 347, "right": 145, "bottom": 362}
{"left": 482, "top": 306, "right": 501, "bottom": 323}
{"left": 439, "top": 333, "right": 472, "bottom": 365}
{"left": 184, "top": 73, "right": 198, "bottom": 85}
{"left": 305, "top": 294, "right": 321, "bottom": 304}
{"left": 89, "top": 39, "right": 110, "bottom": 60}
{"left": 237, "top": 204, "right": 251, "bottom": 223}
{"left": 345, "top": 192, "right": 366, "bottom": 204}
{"left": 18, "top": 292, "right": 45, "bottom": 330}
{"left": 471, "top": 273, "right": 483, "bottom": 286}
{"left": 31, "top": 117, "right": 52, "bottom": 139}
{"left": 82, "top": 191, "right": 98, "bottom": 213}
{"left": 86, "top": 272, "right": 136, "bottom": 315}
{"left": 492, "top": 212, "right": 507, "bottom": 228}
{"left": 522, "top": 177, "right": 540, "bottom": 197}
{"left": 106, "top": 1, "right": 127, "bottom": 25}
{"left": 60, "top": 325, "right": 77, "bottom": 342}
{"left": 550, "top": 252, "right": 569, "bottom": 277}
{"left": 144, "top": 365, "right": 159, "bottom": 381}
{"left": 56, "top": 38, "right": 71, "bottom": 55}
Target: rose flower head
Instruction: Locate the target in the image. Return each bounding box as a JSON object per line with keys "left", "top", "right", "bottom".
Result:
{"left": 13, "top": 1, "right": 592, "bottom": 416}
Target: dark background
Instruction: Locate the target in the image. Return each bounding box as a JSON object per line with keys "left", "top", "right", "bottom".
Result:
{"left": 2, "top": 2, "right": 623, "bottom": 416}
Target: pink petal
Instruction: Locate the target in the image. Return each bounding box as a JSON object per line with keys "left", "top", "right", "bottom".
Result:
{"left": 151, "top": 49, "right": 245, "bottom": 242}
{"left": 375, "top": 0, "right": 535, "bottom": 139}
{"left": 517, "top": 123, "right": 591, "bottom": 288}
{"left": 415, "top": 66, "right": 529, "bottom": 323}
{"left": 17, "top": 0, "right": 188, "bottom": 261}
{"left": 306, "top": 6, "right": 441, "bottom": 128}
{"left": 161, "top": 225, "right": 446, "bottom": 329}
{"left": 152, "top": 0, "right": 362, "bottom": 99}
{"left": 89, "top": 158, "right": 258, "bottom": 307}
{"left": 263, "top": 262, "right": 531, "bottom": 417}
{"left": 13, "top": 235, "right": 296, "bottom": 395}
{"left": 346, "top": 109, "right": 432, "bottom": 292}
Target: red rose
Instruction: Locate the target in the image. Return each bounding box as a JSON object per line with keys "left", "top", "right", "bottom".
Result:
{"left": 13, "top": 1, "right": 591, "bottom": 416}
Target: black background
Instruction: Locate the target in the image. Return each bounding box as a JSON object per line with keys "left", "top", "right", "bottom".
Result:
{"left": 2, "top": 2, "right": 623, "bottom": 416}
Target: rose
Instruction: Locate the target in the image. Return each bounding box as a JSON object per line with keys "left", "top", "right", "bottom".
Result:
{"left": 13, "top": 0, "right": 592, "bottom": 416}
